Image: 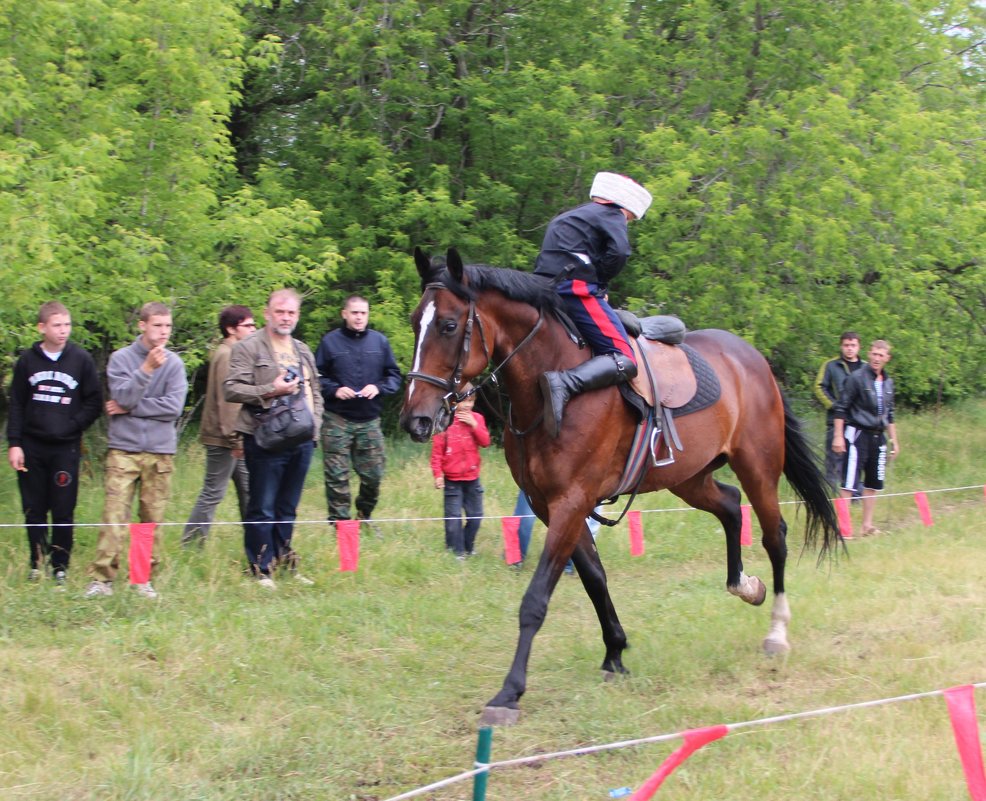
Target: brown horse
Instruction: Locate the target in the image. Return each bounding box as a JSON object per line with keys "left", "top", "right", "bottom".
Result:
{"left": 400, "top": 248, "right": 841, "bottom": 725}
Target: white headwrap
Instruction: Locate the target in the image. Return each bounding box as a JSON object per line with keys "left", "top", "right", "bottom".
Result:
{"left": 589, "top": 172, "right": 653, "bottom": 219}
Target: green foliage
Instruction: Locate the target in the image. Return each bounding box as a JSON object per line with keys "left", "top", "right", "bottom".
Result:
{"left": 0, "top": 0, "right": 983, "bottom": 406}
{"left": 0, "top": 0, "right": 328, "bottom": 381}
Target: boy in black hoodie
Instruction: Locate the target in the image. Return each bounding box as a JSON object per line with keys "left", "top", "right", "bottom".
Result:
{"left": 6, "top": 301, "right": 102, "bottom": 584}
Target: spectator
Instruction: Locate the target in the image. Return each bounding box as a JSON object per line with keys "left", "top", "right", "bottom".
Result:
{"left": 430, "top": 387, "right": 490, "bottom": 558}
{"left": 832, "top": 339, "right": 901, "bottom": 535}
{"left": 6, "top": 301, "right": 102, "bottom": 587}
{"left": 181, "top": 305, "right": 255, "bottom": 546}
{"left": 315, "top": 295, "right": 402, "bottom": 528}
{"left": 85, "top": 302, "right": 188, "bottom": 599}
{"left": 814, "top": 331, "right": 863, "bottom": 491}
{"left": 224, "top": 289, "right": 322, "bottom": 589}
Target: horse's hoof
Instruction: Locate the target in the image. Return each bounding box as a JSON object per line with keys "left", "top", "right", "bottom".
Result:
{"left": 762, "top": 636, "right": 790, "bottom": 656}
{"left": 728, "top": 575, "right": 767, "bottom": 606}
{"left": 480, "top": 706, "right": 521, "bottom": 726}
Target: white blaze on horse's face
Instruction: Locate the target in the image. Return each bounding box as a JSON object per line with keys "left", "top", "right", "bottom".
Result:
{"left": 408, "top": 299, "right": 437, "bottom": 402}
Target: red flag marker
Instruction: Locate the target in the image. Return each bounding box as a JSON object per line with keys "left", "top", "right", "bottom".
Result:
{"left": 740, "top": 504, "right": 752, "bottom": 547}
{"left": 943, "top": 685, "right": 986, "bottom": 801}
{"left": 628, "top": 510, "right": 644, "bottom": 556}
{"left": 834, "top": 496, "right": 853, "bottom": 539}
{"left": 914, "top": 491, "right": 934, "bottom": 526}
{"left": 629, "top": 725, "right": 730, "bottom": 800}
{"left": 128, "top": 522, "right": 156, "bottom": 585}
{"left": 501, "top": 517, "right": 522, "bottom": 565}
{"left": 337, "top": 519, "right": 360, "bottom": 572}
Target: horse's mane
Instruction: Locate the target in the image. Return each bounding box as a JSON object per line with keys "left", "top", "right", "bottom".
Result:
{"left": 424, "top": 256, "right": 564, "bottom": 317}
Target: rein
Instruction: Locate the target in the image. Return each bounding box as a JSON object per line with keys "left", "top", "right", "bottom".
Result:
{"left": 406, "top": 281, "right": 545, "bottom": 421}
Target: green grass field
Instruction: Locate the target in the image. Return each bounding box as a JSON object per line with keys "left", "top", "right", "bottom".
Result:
{"left": 1, "top": 400, "right": 984, "bottom": 800}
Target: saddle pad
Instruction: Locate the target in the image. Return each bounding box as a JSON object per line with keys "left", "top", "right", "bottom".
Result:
{"left": 670, "top": 344, "right": 721, "bottom": 418}
{"left": 622, "top": 341, "right": 721, "bottom": 418}
{"left": 629, "top": 339, "right": 696, "bottom": 408}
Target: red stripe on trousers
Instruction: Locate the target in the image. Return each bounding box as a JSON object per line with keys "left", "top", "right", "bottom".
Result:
{"left": 571, "top": 279, "right": 635, "bottom": 361}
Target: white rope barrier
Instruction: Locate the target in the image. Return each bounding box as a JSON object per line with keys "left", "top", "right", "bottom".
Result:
{"left": 0, "top": 482, "right": 982, "bottom": 529}
{"left": 381, "top": 682, "right": 986, "bottom": 801}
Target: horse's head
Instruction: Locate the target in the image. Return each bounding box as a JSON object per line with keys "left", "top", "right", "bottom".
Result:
{"left": 399, "top": 247, "right": 491, "bottom": 442}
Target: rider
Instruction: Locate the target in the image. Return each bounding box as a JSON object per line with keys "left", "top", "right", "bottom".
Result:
{"left": 534, "top": 171, "right": 653, "bottom": 438}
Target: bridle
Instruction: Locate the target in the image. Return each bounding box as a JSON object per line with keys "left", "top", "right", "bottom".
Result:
{"left": 405, "top": 281, "right": 545, "bottom": 421}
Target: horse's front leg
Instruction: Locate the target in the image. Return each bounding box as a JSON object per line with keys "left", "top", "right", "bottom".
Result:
{"left": 481, "top": 503, "right": 590, "bottom": 725}
{"left": 481, "top": 556, "right": 566, "bottom": 725}
{"left": 569, "top": 525, "right": 630, "bottom": 678}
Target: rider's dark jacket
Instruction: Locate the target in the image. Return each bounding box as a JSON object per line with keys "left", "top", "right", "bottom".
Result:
{"left": 533, "top": 202, "right": 631, "bottom": 287}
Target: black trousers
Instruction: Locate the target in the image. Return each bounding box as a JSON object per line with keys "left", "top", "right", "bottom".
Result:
{"left": 17, "top": 436, "right": 82, "bottom": 572}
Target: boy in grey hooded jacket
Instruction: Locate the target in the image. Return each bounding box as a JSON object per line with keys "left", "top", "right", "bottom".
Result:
{"left": 85, "top": 302, "right": 187, "bottom": 599}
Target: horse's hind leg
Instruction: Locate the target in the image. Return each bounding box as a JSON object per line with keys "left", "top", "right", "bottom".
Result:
{"left": 670, "top": 472, "right": 767, "bottom": 606}
{"left": 731, "top": 453, "right": 791, "bottom": 654}
{"left": 569, "top": 524, "right": 629, "bottom": 678}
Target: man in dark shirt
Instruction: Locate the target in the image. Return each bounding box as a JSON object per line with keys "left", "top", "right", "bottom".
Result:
{"left": 832, "top": 339, "right": 901, "bottom": 535}
{"left": 6, "top": 301, "right": 102, "bottom": 585}
{"left": 814, "top": 331, "right": 863, "bottom": 490}
{"left": 315, "top": 295, "right": 402, "bottom": 525}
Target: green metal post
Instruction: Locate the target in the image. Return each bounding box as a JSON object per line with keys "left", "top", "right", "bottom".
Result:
{"left": 472, "top": 726, "right": 493, "bottom": 801}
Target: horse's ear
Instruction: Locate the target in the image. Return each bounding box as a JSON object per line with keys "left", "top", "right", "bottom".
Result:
{"left": 447, "top": 248, "right": 465, "bottom": 284}
{"left": 414, "top": 247, "right": 431, "bottom": 284}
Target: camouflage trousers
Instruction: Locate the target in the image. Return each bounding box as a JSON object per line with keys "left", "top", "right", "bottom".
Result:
{"left": 87, "top": 449, "right": 174, "bottom": 582}
{"left": 321, "top": 412, "right": 386, "bottom": 521}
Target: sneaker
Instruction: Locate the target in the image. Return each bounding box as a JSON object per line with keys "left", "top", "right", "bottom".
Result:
{"left": 84, "top": 580, "right": 114, "bottom": 598}
{"left": 293, "top": 573, "right": 315, "bottom": 586}
{"left": 358, "top": 517, "right": 383, "bottom": 538}
{"left": 53, "top": 570, "right": 67, "bottom": 591}
{"left": 257, "top": 576, "right": 277, "bottom": 590}
{"left": 133, "top": 582, "right": 158, "bottom": 599}
{"left": 28, "top": 568, "right": 43, "bottom": 582}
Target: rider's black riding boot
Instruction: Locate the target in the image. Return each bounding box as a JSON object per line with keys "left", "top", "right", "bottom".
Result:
{"left": 539, "top": 354, "right": 637, "bottom": 439}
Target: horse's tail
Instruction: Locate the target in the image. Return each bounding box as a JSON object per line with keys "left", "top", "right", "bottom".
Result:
{"left": 781, "top": 393, "right": 844, "bottom": 559}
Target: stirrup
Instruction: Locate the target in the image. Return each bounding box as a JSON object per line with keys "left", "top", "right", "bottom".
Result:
{"left": 650, "top": 426, "right": 676, "bottom": 467}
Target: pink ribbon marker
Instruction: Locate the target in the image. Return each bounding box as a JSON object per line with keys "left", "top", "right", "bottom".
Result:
{"left": 128, "top": 522, "right": 156, "bottom": 585}
{"left": 944, "top": 685, "right": 986, "bottom": 801}
{"left": 629, "top": 725, "right": 730, "bottom": 800}
{"left": 628, "top": 510, "right": 644, "bottom": 557}
{"left": 336, "top": 519, "right": 360, "bottom": 572}
{"left": 501, "top": 517, "right": 522, "bottom": 565}
{"left": 740, "top": 504, "right": 752, "bottom": 546}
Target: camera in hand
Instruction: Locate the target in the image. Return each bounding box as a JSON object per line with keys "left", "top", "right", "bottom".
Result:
{"left": 284, "top": 367, "right": 298, "bottom": 382}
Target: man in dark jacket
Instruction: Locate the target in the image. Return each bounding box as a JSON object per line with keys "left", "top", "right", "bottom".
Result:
{"left": 814, "top": 331, "right": 863, "bottom": 489}
{"left": 6, "top": 301, "right": 102, "bottom": 584}
{"left": 832, "top": 339, "right": 901, "bottom": 535}
{"left": 315, "top": 295, "right": 402, "bottom": 524}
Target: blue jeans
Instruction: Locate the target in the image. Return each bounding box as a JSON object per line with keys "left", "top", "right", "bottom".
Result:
{"left": 513, "top": 491, "right": 536, "bottom": 560}
{"left": 243, "top": 435, "right": 314, "bottom": 576}
{"left": 444, "top": 479, "right": 484, "bottom": 555}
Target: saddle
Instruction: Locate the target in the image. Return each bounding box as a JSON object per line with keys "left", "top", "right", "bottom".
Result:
{"left": 615, "top": 311, "right": 698, "bottom": 409}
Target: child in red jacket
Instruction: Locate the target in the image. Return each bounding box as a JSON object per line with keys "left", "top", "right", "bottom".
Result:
{"left": 430, "top": 387, "right": 490, "bottom": 558}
